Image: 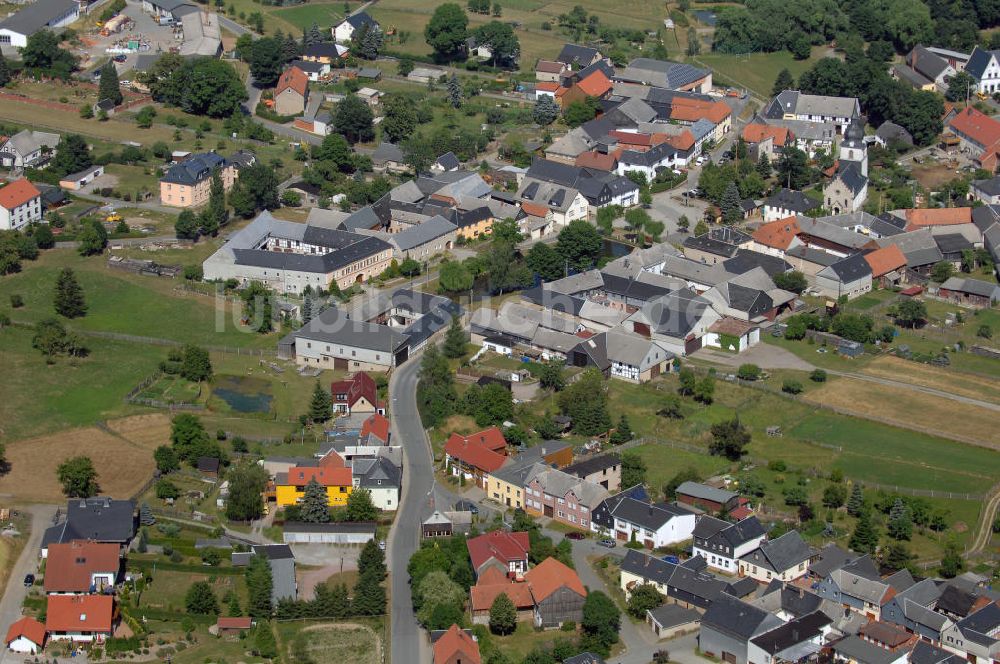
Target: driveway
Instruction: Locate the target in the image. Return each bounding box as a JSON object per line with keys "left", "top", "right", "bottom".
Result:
{"left": 691, "top": 344, "right": 816, "bottom": 371}
{"left": 0, "top": 505, "right": 57, "bottom": 664}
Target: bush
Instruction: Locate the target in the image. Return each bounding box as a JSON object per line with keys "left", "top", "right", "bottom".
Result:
{"left": 782, "top": 379, "right": 803, "bottom": 394}
{"left": 809, "top": 369, "right": 827, "bottom": 382}
{"left": 737, "top": 363, "right": 762, "bottom": 380}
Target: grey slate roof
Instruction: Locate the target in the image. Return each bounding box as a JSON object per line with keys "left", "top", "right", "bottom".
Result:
{"left": 287, "top": 306, "right": 408, "bottom": 353}
{"left": 391, "top": 215, "right": 456, "bottom": 252}
{"left": 965, "top": 46, "right": 999, "bottom": 82}
{"left": 823, "top": 252, "right": 873, "bottom": 282}
{"left": 765, "top": 90, "right": 860, "bottom": 120}
{"left": 564, "top": 654, "right": 605, "bottom": 664}
{"left": 343, "top": 10, "right": 377, "bottom": 29}
{"left": 353, "top": 456, "right": 401, "bottom": 489}
{"left": 557, "top": 43, "right": 600, "bottom": 66}
{"left": 160, "top": 152, "right": 227, "bottom": 185}
{"left": 563, "top": 454, "right": 620, "bottom": 479}
{"left": 939, "top": 276, "right": 1000, "bottom": 299}
{"left": 910, "top": 641, "right": 967, "bottom": 664}
{"left": 42, "top": 498, "right": 136, "bottom": 549}
{"left": 831, "top": 635, "right": 903, "bottom": 664}
{"left": 372, "top": 142, "right": 405, "bottom": 165}
{"left": 764, "top": 188, "right": 815, "bottom": 213}
{"left": 676, "top": 481, "right": 737, "bottom": 505}
{"left": 809, "top": 544, "right": 855, "bottom": 578}
{"left": 740, "top": 530, "right": 813, "bottom": 573}
{"left": 834, "top": 161, "right": 868, "bottom": 195}
{"left": 612, "top": 497, "right": 696, "bottom": 531}
{"left": 0, "top": 0, "right": 77, "bottom": 35}
{"left": 647, "top": 603, "right": 701, "bottom": 629}
{"left": 701, "top": 593, "right": 776, "bottom": 640}
{"left": 621, "top": 548, "right": 680, "bottom": 586}
{"left": 750, "top": 611, "right": 831, "bottom": 655}
{"left": 629, "top": 289, "right": 713, "bottom": 339}
{"left": 723, "top": 249, "right": 791, "bottom": 277}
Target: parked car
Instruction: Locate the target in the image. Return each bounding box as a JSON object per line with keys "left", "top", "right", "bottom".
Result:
{"left": 454, "top": 499, "right": 479, "bottom": 514}
{"left": 23, "top": 574, "right": 34, "bottom": 587}
{"left": 378, "top": 539, "right": 386, "bottom": 551}
{"left": 661, "top": 555, "right": 680, "bottom": 564}
{"left": 597, "top": 538, "right": 616, "bottom": 548}
{"left": 565, "top": 532, "right": 585, "bottom": 540}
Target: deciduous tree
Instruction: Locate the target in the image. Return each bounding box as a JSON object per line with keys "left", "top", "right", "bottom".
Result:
{"left": 57, "top": 456, "right": 99, "bottom": 497}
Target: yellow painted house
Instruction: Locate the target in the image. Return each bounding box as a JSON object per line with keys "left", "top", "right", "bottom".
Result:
{"left": 275, "top": 452, "right": 353, "bottom": 507}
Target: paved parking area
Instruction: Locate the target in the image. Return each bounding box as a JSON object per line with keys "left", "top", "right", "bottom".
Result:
{"left": 80, "top": 0, "right": 181, "bottom": 76}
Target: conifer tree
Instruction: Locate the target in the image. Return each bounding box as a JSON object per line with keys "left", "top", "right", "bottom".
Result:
{"left": 98, "top": 61, "right": 123, "bottom": 106}
{"left": 443, "top": 314, "right": 467, "bottom": 358}
{"left": 54, "top": 267, "right": 86, "bottom": 318}
{"left": 446, "top": 74, "right": 463, "bottom": 108}
{"left": 309, "top": 381, "right": 332, "bottom": 423}
{"left": 849, "top": 508, "right": 879, "bottom": 554}
{"left": 300, "top": 478, "right": 331, "bottom": 523}
{"left": 0, "top": 55, "right": 11, "bottom": 87}
{"left": 888, "top": 498, "right": 912, "bottom": 540}
{"left": 846, "top": 483, "right": 864, "bottom": 516}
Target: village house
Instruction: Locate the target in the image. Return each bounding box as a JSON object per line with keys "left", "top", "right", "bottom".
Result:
{"left": 813, "top": 556, "right": 895, "bottom": 620}
{"left": 699, "top": 593, "right": 785, "bottom": 664}
{"left": 737, "top": 530, "right": 814, "bottom": 583}
{"left": 331, "top": 372, "right": 384, "bottom": 416}
{"left": 562, "top": 454, "right": 621, "bottom": 492}
{"left": 42, "top": 498, "right": 136, "bottom": 556}
{"left": 964, "top": 45, "right": 1000, "bottom": 94}
{"left": 0, "top": 178, "right": 42, "bottom": 231}
{"left": 763, "top": 189, "right": 817, "bottom": 222}
{"left": 43, "top": 540, "right": 121, "bottom": 595}
{"left": 764, "top": 90, "right": 861, "bottom": 134}
{"left": 444, "top": 428, "right": 508, "bottom": 488}
{"left": 483, "top": 443, "right": 574, "bottom": 509}
{"left": 894, "top": 45, "right": 956, "bottom": 92}
{"left": 45, "top": 594, "right": 115, "bottom": 643}
{"left": 524, "top": 557, "right": 588, "bottom": 628}
{"left": 333, "top": 11, "right": 378, "bottom": 43}
{"left": 466, "top": 530, "right": 531, "bottom": 578}
{"left": 610, "top": 497, "right": 698, "bottom": 548}
{"left": 946, "top": 107, "right": 1000, "bottom": 171}
{"left": 524, "top": 467, "right": 609, "bottom": 530}
{"left": 275, "top": 66, "right": 309, "bottom": 116}
{"left": 159, "top": 151, "right": 250, "bottom": 208}
{"left": 0, "top": 130, "right": 59, "bottom": 169}
{"left": 469, "top": 566, "right": 535, "bottom": 625}
{"left": 274, "top": 451, "right": 353, "bottom": 507}
{"left": 692, "top": 515, "right": 767, "bottom": 574}
{"left": 741, "top": 124, "right": 793, "bottom": 162}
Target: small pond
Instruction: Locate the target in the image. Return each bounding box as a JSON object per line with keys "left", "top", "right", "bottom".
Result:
{"left": 211, "top": 375, "right": 273, "bottom": 413}
{"left": 692, "top": 9, "right": 717, "bottom": 25}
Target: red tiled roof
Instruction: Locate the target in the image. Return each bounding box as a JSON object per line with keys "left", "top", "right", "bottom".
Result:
{"left": 863, "top": 245, "right": 907, "bottom": 277}
{"left": 6, "top": 617, "right": 45, "bottom": 647}
{"left": 44, "top": 540, "right": 120, "bottom": 593}
{"left": 609, "top": 130, "right": 652, "bottom": 147}
{"left": 448, "top": 427, "right": 506, "bottom": 452}
{"left": 656, "top": 130, "right": 695, "bottom": 151}
{"left": 535, "top": 81, "right": 560, "bottom": 92}
{"left": 521, "top": 201, "right": 550, "bottom": 218}
{"left": 285, "top": 451, "right": 351, "bottom": 487}
{"left": 948, "top": 106, "right": 1000, "bottom": 150}
{"left": 46, "top": 595, "right": 114, "bottom": 634}
{"left": 669, "top": 98, "right": 730, "bottom": 124}
{"left": 277, "top": 66, "right": 309, "bottom": 97}
{"left": 575, "top": 70, "right": 611, "bottom": 97}
{"left": 752, "top": 216, "right": 801, "bottom": 251}
{"left": 524, "top": 557, "right": 586, "bottom": 603}
{"left": 708, "top": 317, "right": 755, "bottom": 337}
{"left": 904, "top": 207, "right": 972, "bottom": 228}
{"left": 0, "top": 178, "right": 40, "bottom": 210}
{"left": 361, "top": 413, "right": 390, "bottom": 443}
{"left": 574, "top": 151, "right": 617, "bottom": 171}
{"left": 467, "top": 531, "right": 530, "bottom": 571}
{"left": 330, "top": 372, "right": 380, "bottom": 410}
{"left": 217, "top": 616, "right": 253, "bottom": 630}
{"left": 741, "top": 124, "right": 791, "bottom": 148}
{"left": 433, "top": 624, "right": 481, "bottom": 664}
{"left": 470, "top": 579, "right": 535, "bottom": 612}
{"left": 444, "top": 437, "right": 507, "bottom": 473}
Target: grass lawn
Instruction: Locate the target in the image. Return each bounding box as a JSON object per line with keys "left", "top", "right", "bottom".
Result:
{"left": 789, "top": 413, "right": 998, "bottom": 495}
{"left": 693, "top": 46, "right": 827, "bottom": 98}
{"left": 0, "top": 250, "right": 276, "bottom": 348}
{"left": 483, "top": 621, "right": 575, "bottom": 661}
{"left": 0, "top": 325, "right": 163, "bottom": 441}
{"left": 140, "top": 568, "right": 244, "bottom": 613}
{"left": 272, "top": 2, "right": 349, "bottom": 30}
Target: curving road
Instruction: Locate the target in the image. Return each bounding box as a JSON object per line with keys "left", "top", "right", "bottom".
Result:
{"left": 387, "top": 355, "right": 434, "bottom": 664}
